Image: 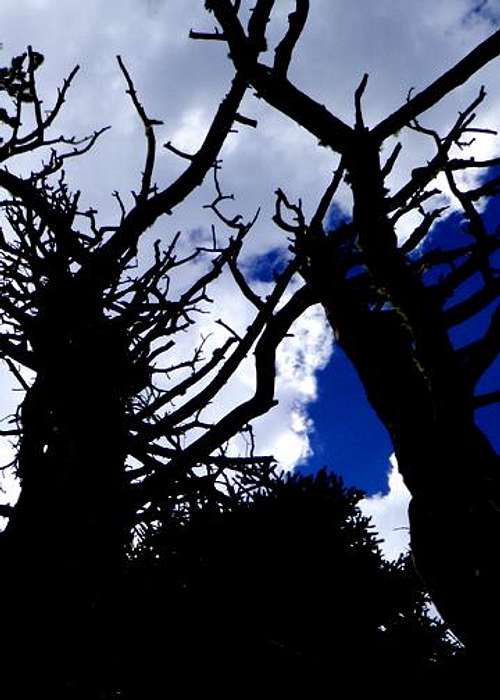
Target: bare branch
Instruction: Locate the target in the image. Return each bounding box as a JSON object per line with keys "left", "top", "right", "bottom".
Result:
{"left": 460, "top": 306, "right": 500, "bottom": 386}
{"left": 274, "top": 0, "right": 309, "bottom": 78}
{"left": 216, "top": 318, "right": 242, "bottom": 341}
{"left": 163, "top": 141, "right": 194, "bottom": 161}
{"left": 399, "top": 207, "right": 448, "bottom": 255}
{"left": 88, "top": 71, "right": 249, "bottom": 284}
{"left": 0, "top": 170, "right": 86, "bottom": 264}
{"left": 310, "top": 157, "right": 346, "bottom": 233}
{"left": 27, "top": 46, "right": 44, "bottom": 138}
{"left": 354, "top": 73, "right": 369, "bottom": 130}
{"left": 447, "top": 156, "right": 500, "bottom": 170}
{"left": 381, "top": 142, "right": 402, "bottom": 179}
{"left": 445, "top": 167, "right": 492, "bottom": 284}
{"left": 466, "top": 174, "right": 500, "bottom": 202}
{"left": 247, "top": 0, "right": 275, "bottom": 52}
{"left": 228, "top": 257, "right": 263, "bottom": 310}
{"left": 474, "top": 390, "right": 500, "bottom": 408}
{"left": 33, "top": 126, "right": 111, "bottom": 180}
{"left": 233, "top": 112, "right": 258, "bottom": 128}
{"left": 139, "top": 261, "right": 298, "bottom": 441}
{"left": 135, "top": 337, "right": 237, "bottom": 422}
{"left": 444, "top": 282, "right": 500, "bottom": 328}
{"left": 431, "top": 234, "right": 500, "bottom": 300}
{"left": 273, "top": 188, "right": 305, "bottom": 233}
{"left": 117, "top": 55, "right": 162, "bottom": 202}
{"left": 1, "top": 62, "right": 81, "bottom": 162}
{"left": 207, "top": 0, "right": 354, "bottom": 153}
{"left": 189, "top": 28, "right": 226, "bottom": 41}
{"left": 374, "top": 29, "right": 500, "bottom": 141}
{"left": 137, "top": 283, "right": 315, "bottom": 502}
{"left": 4, "top": 358, "right": 30, "bottom": 391}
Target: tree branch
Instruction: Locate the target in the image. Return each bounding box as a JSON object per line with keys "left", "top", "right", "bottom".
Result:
{"left": 117, "top": 55, "right": 162, "bottom": 203}
{"left": 374, "top": 29, "right": 500, "bottom": 142}
{"left": 207, "top": 0, "right": 353, "bottom": 153}
{"left": 137, "top": 283, "right": 315, "bottom": 502}
{"left": 86, "top": 71, "right": 249, "bottom": 284}
{"left": 139, "top": 261, "right": 297, "bottom": 441}
{"left": 474, "top": 390, "right": 500, "bottom": 408}
{"left": 460, "top": 306, "right": 500, "bottom": 386}
{"left": 273, "top": 0, "right": 309, "bottom": 77}
{"left": 444, "top": 283, "right": 499, "bottom": 328}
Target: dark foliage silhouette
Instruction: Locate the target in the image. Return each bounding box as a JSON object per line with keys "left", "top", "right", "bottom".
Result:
{"left": 103, "top": 470, "right": 460, "bottom": 696}
{"left": 200, "top": 0, "right": 500, "bottom": 661}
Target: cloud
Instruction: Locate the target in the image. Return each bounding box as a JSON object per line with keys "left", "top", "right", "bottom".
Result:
{"left": 169, "top": 106, "right": 209, "bottom": 154}
{"left": 269, "top": 302, "right": 334, "bottom": 469}
{"left": 359, "top": 455, "right": 412, "bottom": 561}
{"left": 277, "top": 303, "right": 333, "bottom": 402}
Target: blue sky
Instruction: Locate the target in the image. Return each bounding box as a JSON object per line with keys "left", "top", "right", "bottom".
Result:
{"left": 301, "top": 348, "right": 393, "bottom": 494}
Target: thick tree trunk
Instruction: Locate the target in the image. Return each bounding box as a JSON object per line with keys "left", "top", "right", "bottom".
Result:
{"left": 1, "top": 280, "right": 132, "bottom": 694}
{"left": 307, "top": 135, "right": 500, "bottom": 660}
{"left": 318, "top": 293, "right": 500, "bottom": 661}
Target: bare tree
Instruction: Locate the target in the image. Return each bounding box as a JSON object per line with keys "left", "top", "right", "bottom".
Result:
{"left": 0, "top": 43, "right": 313, "bottom": 693}
{"left": 199, "top": 0, "right": 500, "bottom": 661}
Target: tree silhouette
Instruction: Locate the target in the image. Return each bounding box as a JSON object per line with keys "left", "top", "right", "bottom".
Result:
{"left": 0, "top": 46, "right": 311, "bottom": 696}
{"left": 95, "top": 469, "right": 462, "bottom": 696}
{"left": 200, "top": 0, "right": 500, "bottom": 662}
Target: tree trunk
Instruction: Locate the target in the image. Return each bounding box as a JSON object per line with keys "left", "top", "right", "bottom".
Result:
{"left": 318, "top": 290, "right": 500, "bottom": 660}
{"left": 306, "top": 135, "right": 500, "bottom": 660}
{"left": 1, "top": 278, "right": 132, "bottom": 694}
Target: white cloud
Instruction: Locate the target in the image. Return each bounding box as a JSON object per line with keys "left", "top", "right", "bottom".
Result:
{"left": 359, "top": 454, "right": 412, "bottom": 561}
{"left": 169, "top": 106, "right": 209, "bottom": 154}
{"left": 272, "top": 426, "right": 311, "bottom": 471}
{"left": 277, "top": 303, "right": 333, "bottom": 401}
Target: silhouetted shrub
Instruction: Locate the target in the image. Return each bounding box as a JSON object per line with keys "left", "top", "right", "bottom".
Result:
{"left": 120, "top": 469, "right": 460, "bottom": 696}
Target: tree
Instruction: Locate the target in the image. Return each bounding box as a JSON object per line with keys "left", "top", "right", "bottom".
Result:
{"left": 199, "top": 0, "right": 500, "bottom": 662}
{"left": 0, "top": 46, "right": 312, "bottom": 695}
{"left": 127, "top": 469, "right": 460, "bottom": 695}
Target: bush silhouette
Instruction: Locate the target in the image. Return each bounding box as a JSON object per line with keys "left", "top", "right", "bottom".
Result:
{"left": 122, "top": 469, "right": 459, "bottom": 696}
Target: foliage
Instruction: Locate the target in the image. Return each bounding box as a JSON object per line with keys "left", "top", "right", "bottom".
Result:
{"left": 124, "top": 469, "right": 460, "bottom": 695}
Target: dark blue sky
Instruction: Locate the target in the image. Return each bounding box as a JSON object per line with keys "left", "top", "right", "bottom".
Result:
{"left": 301, "top": 348, "right": 393, "bottom": 494}
{"left": 249, "top": 187, "right": 500, "bottom": 497}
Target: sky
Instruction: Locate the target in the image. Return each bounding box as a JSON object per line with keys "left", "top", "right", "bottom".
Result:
{"left": 0, "top": 0, "right": 499, "bottom": 558}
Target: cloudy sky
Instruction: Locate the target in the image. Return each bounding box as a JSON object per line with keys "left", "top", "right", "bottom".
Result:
{"left": 0, "top": 0, "right": 499, "bottom": 557}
